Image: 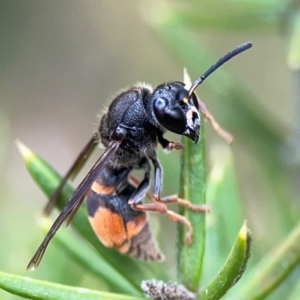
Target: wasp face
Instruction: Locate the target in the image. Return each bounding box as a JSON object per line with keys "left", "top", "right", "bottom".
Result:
{"left": 152, "top": 83, "right": 200, "bottom": 143}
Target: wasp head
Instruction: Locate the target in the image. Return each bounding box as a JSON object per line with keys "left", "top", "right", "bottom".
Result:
{"left": 152, "top": 82, "right": 200, "bottom": 143}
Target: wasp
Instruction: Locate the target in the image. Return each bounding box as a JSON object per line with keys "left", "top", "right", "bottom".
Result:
{"left": 27, "top": 42, "right": 252, "bottom": 270}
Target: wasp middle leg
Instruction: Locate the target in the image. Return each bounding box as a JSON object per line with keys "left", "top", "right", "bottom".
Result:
{"left": 128, "top": 156, "right": 209, "bottom": 244}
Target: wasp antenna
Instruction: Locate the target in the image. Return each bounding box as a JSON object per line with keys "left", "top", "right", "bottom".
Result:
{"left": 188, "top": 42, "right": 252, "bottom": 97}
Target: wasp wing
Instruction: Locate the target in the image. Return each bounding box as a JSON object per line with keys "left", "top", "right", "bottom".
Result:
{"left": 43, "top": 135, "right": 98, "bottom": 216}
{"left": 27, "top": 140, "right": 121, "bottom": 270}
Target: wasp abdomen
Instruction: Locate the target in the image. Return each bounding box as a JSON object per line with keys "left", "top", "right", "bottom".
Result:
{"left": 86, "top": 166, "right": 163, "bottom": 260}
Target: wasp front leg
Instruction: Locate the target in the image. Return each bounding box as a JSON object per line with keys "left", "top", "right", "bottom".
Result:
{"left": 157, "top": 133, "right": 183, "bottom": 152}
{"left": 197, "top": 97, "right": 233, "bottom": 144}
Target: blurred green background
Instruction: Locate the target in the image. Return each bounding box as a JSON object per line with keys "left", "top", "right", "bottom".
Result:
{"left": 1, "top": 0, "right": 300, "bottom": 299}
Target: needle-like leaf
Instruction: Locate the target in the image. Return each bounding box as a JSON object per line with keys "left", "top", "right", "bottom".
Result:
{"left": 16, "top": 140, "right": 166, "bottom": 295}
{"left": 232, "top": 221, "right": 300, "bottom": 300}
{"left": 176, "top": 70, "right": 206, "bottom": 292}
{"left": 0, "top": 271, "right": 145, "bottom": 300}
{"left": 198, "top": 221, "right": 251, "bottom": 300}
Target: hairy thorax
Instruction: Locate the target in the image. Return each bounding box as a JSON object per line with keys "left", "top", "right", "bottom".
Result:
{"left": 99, "top": 112, "right": 159, "bottom": 169}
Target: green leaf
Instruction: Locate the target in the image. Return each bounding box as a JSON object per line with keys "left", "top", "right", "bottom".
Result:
{"left": 232, "top": 221, "right": 300, "bottom": 300}
{"left": 0, "top": 270, "right": 145, "bottom": 300}
{"left": 198, "top": 221, "right": 252, "bottom": 300}
{"left": 16, "top": 140, "right": 166, "bottom": 295}
{"left": 202, "top": 146, "right": 244, "bottom": 284}
{"left": 176, "top": 71, "right": 206, "bottom": 292}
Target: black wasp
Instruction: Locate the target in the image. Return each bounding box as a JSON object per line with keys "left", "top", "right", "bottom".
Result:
{"left": 27, "top": 42, "right": 252, "bottom": 270}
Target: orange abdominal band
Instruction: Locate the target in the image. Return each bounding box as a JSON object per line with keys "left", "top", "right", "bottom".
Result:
{"left": 91, "top": 181, "right": 115, "bottom": 195}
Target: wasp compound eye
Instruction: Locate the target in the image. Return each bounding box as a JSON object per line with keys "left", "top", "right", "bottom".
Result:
{"left": 154, "top": 98, "right": 186, "bottom": 134}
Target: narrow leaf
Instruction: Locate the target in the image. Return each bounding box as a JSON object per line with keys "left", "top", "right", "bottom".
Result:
{"left": 16, "top": 140, "right": 165, "bottom": 295}
{"left": 233, "top": 221, "right": 300, "bottom": 300}
{"left": 177, "top": 71, "right": 206, "bottom": 292}
{"left": 0, "top": 271, "right": 145, "bottom": 300}
{"left": 198, "top": 221, "right": 251, "bottom": 300}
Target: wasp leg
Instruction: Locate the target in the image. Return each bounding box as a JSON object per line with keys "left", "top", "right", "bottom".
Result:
{"left": 129, "top": 201, "right": 193, "bottom": 244}
{"left": 197, "top": 98, "right": 233, "bottom": 144}
{"left": 43, "top": 135, "right": 98, "bottom": 216}
{"left": 128, "top": 158, "right": 151, "bottom": 204}
{"left": 129, "top": 155, "right": 208, "bottom": 244}
{"left": 153, "top": 194, "right": 209, "bottom": 212}
{"left": 150, "top": 155, "right": 163, "bottom": 197}
{"left": 129, "top": 167, "right": 209, "bottom": 244}
{"left": 129, "top": 174, "right": 155, "bottom": 204}
{"left": 157, "top": 133, "right": 183, "bottom": 152}
{"left": 130, "top": 173, "right": 210, "bottom": 211}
